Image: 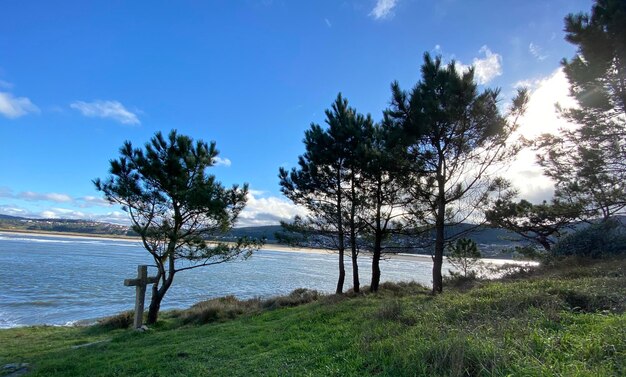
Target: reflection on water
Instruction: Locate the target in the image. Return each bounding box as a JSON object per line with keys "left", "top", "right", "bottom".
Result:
{"left": 0, "top": 232, "right": 444, "bottom": 328}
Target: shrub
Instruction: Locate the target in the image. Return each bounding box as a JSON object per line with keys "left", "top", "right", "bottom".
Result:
{"left": 181, "top": 296, "right": 261, "bottom": 324}
{"left": 551, "top": 218, "right": 626, "bottom": 258}
{"left": 261, "top": 288, "right": 320, "bottom": 310}
{"left": 97, "top": 311, "right": 134, "bottom": 329}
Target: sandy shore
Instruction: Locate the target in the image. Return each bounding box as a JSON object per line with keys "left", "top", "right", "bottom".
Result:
{"left": 0, "top": 229, "right": 328, "bottom": 255}
{"left": 0, "top": 229, "right": 533, "bottom": 265}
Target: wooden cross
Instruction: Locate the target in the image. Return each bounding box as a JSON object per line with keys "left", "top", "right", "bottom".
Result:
{"left": 124, "top": 265, "right": 158, "bottom": 329}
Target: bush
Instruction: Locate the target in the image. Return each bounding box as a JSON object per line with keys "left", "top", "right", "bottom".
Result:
{"left": 181, "top": 296, "right": 262, "bottom": 325}
{"left": 261, "top": 288, "right": 320, "bottom": 310}
{"left": 97, "top": 311, "right": 134, "bottom": 329}
{"left": 551, "top": 218, "right": 626, "bottom": 258}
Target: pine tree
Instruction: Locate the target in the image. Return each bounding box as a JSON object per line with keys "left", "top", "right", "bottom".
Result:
{"left": 446, "top": 238, "right": 481, "bottom": 278}
{"left": 486, "top": 198, "right": 581, "bottom": 251}
{"left": 388, "top": 53, "right": 528, "bottom": 293}
{"left": 279, "top": 94, "right": 371, "bottom": 294}
{"left": 94, "top": 130, "right": 259, "bottom": 324}
{"left": 537, "top": 0, "right": 626, "bottom": 219}
{"left": 359, "top": 120, "right": 413, "bottom": 292}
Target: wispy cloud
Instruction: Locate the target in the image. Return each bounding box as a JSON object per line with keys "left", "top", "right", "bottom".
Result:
{"left": 0, "top": 189, "right": 72, "bottom": 203}
{"left": 0, "top": 91, "right": 39, "bottom": 119}
{"left": 0, "top": 80, "right": 14, "bottom": 89}
{"left": 324, "top": 18, "right": 332, "bottom": 28}
{"left": 455, "top": 45, "right": 503, "bottom": 85}
{"left": 213, "top": 156, "right": 232, "bottom": 167}
{"left": 78, "top": 196, "right": 111, "bottom": 208}
{"left": 369, "top": 0, "right": 398, "bottom": 20}
{"left": 18, "top": 191, "right": 73, "bottom": 203}
{"left": 0, "top": 188, "right": 112, "bottom": 208}
{"left": 38, "top": 207, "right": 124, "bottom": 222}
{"left": 529, "top": 42, "right": 548, "bottom": 61}
{"left": 70, "top": 100, "right": 140, "bottom": 125}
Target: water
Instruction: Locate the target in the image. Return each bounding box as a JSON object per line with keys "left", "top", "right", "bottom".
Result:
{"left": 0, "top": 232, "right": 442, "bottom": 328}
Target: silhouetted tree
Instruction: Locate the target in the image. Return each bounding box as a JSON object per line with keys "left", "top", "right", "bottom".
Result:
{"left": 537, "top": 0, "right": 626, "bottom": 219}
{"left": 279, "top": 94, "right": 371, "bottom": 294}
{"left": 94, "top": 130, "right": 259, "bottom": 324}
{"left": 359, "top": 121, "right": 413, "bottom": 292}
{"left": 388, "top": 53, "right": 528, "bottom": 293}
{"left": 486, "top": 198, "right": 581, "bottom": 251}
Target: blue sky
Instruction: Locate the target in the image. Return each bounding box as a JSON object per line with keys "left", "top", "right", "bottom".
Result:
{"left": 0, "top": 0, "right": 592, "bottom": 226}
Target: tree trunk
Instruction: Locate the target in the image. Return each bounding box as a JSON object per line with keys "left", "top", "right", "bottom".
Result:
{"left": 370, "top": 240, "right": 382, "bottom": 293}
{"left": 432, "top": 176, "right": 446, "bottom": 294}
{"left": 146, "top": 258, "right": 175, "bottom": 325}
{"left": 336, "top": 249, "right": 345, "bottom": 294}
{"left": 350, "top": 181, "right": 359, "bottom": 293}
{"left": 370, "top": 180, "right": 383, "bottom": 293}
{"left": 335, "top": 174, "right": 345, "bottom": 295}
{"left": 147, "top": 286, "right": 163, "bottom": 325}
{"left": 351, "top": 245, "right": 360, "bottom": 293}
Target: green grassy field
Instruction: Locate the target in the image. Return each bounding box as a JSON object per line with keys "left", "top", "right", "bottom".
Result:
{"left": 1, "top": 258, "right": 624, "bottom": 376}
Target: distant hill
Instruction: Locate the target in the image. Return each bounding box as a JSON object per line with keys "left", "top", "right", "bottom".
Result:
{"left": 0, "top": 216, "right": 133, "bottom": 236}
{"left": 224, "top": 226, "right": 283, "bottom": 242}
{"left": 0, "top": 215, "right": 284, "bottom": 242}
{"left": 0, "top": 214, "right": 27, "bottom": 220}
{"left": 7, "top": 214, "right": 605, "bottom": 256}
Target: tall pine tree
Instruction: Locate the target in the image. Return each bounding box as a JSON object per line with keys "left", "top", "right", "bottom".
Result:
{"left": 388, "top": 53, "right": 528, "bottom": 293}
{"left": 537, "top": 0, "right": 626, "bottom": 219}
{"left": 279, "top": 94, "right": 371, "bottom": 294}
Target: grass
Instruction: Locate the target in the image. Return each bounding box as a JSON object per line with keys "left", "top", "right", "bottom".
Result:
{"left": 1, "top": 258, "right": 624, "bottom": 376}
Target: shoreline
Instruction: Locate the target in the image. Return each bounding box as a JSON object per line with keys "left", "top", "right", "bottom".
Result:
{"left": 0, "top": 229, "right": 533, "bottom": 264}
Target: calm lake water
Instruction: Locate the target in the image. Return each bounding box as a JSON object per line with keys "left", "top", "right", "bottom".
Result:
{"left": 0, "top": 232, "right": 446, "bottom": 328}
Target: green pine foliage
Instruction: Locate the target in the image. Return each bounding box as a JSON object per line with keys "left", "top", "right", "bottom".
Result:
{"left": 94, "top": 130, "right": 261, "bottom": 324}
{"left": 446, "top": 238, "right": 482, "bottom": 278}
{"left": 552, "top": 218, "right": 626, "bottom": 258}
{"left": 537, "top": 0, "right": 626, "bottom": 219}
{"left": 386, "top": 54, "right": 528, "bottom": 293}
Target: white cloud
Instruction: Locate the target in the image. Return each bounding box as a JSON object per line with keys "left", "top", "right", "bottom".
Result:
{"left": 70, "top": 100, "right": 140, "bottom": 125}
{"left": 78, "top": 196, "right": 112, "bottom": 208}
{"left": 369, "top": 0, "right": 398, "bottom": 20}
{"left": 18, "top": 191, "right": 73, "bottom": 203}
{"left": 1, "top": 188, "right": 111, "bottom": 208}
{"left": 0, "top": 91, "right": 39, "bottom": 119}
{"left": 213, "top": 156, "right": 232, "bottom": 167}
{"left": 0, "top": 80, "right": 14, "bottom": 89}
{"left": 236, "top": 191, "right": 307, "bottom": 227}
{"left": 505, "top": 67, "right": 577, "bottom": 203}
{"left": 455, "top": 46, "right": 503, "bottom": 85}
{"left": 324, "top": 18, "right": 332, "bottom": 28}
{"left": 529, "top": 42, "right": 548, "bottom": 61}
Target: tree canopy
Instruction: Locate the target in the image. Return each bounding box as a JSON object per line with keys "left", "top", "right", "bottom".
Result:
{"left": 388, "top": 53, "right": 528, "bottom": 293}
{"left": 95, "top": 130, "right": 259, "bottom": 324}
{"left": 537, "top": 0, "right": 626, "bottom": 219}
{"left": 279, "top": 94, "right": 373, "bottom": 293}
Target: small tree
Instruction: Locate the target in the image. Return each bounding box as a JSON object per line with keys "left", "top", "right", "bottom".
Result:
{"left": 94, "top": 130, "right": 259, "bottom": 324}
{"left": 446, "top": 238, "right": 481, "bottom": 278}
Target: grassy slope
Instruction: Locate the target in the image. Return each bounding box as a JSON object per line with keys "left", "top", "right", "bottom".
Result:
{"left": 1, "top": 259, "right": 625, "bottom": 377}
